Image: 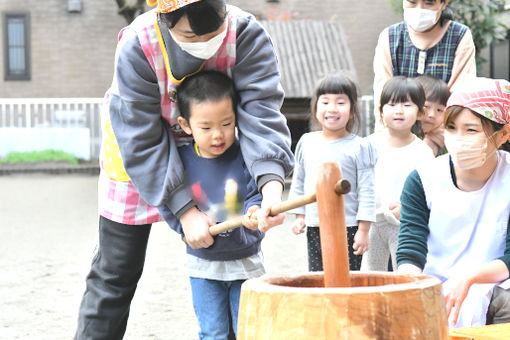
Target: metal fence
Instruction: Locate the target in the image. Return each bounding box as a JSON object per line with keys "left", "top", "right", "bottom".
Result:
{"left": 0, "top": 95, "right": 375, "bottom": 160}
{"left": 358, "top": 95, "right": 375, "bottom": 137}
{"left": 0, "top": 98, "right": 103, "bottom": 159}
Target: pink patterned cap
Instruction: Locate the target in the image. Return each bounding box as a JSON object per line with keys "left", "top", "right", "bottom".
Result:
{"left": 146, "top": 0, "right": 202, "bottom": 13}
{"left": 446, "top": 78, "right": 510, "bottom": 125}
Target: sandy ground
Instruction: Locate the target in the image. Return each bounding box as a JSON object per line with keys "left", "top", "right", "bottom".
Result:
{"left": 0, "top": 174, "right": 307, "bottom": 339}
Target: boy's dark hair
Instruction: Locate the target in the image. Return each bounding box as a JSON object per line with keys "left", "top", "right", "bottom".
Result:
{"left": 415, "top": 75, "right": 450, "bottom": 106}
{"left": 177, "top": 70, "right": 237, "bottom": 121}
{"left": 160, "top": 0, "right": 226, "bottom": 36}
{"left": 311, "top": 73, "right": 360, "bottom": 133}
{"left": 379, "top": 76, "right": 426, "bottom": 112}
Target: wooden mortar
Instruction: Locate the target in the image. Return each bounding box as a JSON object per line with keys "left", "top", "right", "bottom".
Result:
{"left": 237, "top": 271, "right": 449, "bottom": 339}
{"left": 237, "top": 162, "right": 449, "bottom": 339}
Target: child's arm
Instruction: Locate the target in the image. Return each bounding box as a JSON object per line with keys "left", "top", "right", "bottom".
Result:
{"left": 291, "top": 214, "right": 306, "bottom": 235}
{"left": 353, "top": 220, "right": 370, "bottom": 255}
{"left": 239, "top": 161, "right": 271, "bottom": 231}
{"left": 423, "top": 126, "right": 445, "bottom": 157}
{"left": 287, "top": 136, "right": 307, "bottom": 235}
{"left": 354, "top": 138, "right": 377, "bottom": 247}
{"left": 388, "top": 202, "right": 402, "bottom": 221}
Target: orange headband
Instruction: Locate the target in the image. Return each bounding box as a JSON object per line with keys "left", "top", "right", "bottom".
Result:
{"left": 146, "top": 0, "right": 202, "bottom": 13}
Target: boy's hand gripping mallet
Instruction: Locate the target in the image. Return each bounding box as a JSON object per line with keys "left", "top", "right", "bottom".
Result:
{"left": 206, "top": 177, "right": 351, "bottom": 236}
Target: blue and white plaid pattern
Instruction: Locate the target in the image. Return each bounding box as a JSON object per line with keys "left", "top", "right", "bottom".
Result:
{"left": 389, "top": 21, "right": 468, "bottom": 83}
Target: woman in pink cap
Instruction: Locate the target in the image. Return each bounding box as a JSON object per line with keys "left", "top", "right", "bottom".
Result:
{"left": 75, "top": 0, "right": 294, "bottom": 338}
{"left": 396, "top": 78, "right": 510, "bottom": 329}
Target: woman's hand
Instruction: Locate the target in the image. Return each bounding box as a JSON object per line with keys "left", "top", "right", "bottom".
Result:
{"left": 257, "top": 180, "right": 285, "bottom": 232}
{"left": 353, "top": 221, "right": 370, "bottom": 255}
{"left": 442, "top": 261, "right": 509, "bottom": 326}
{"left": 180, "top": 206, "right": 215, "bottom": 249}
{"left": 291, "top": 215, "right": 306, "bottom": 235}
{"left": 442, "top": 274, "right": 473, "bottom": 326}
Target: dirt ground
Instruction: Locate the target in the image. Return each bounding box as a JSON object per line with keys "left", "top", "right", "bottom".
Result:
{"left": 0, "top": 173, "right": 307, "bottom": 340}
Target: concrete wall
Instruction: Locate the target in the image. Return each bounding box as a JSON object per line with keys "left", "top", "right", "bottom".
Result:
{"left": 0, "top": 0, "right": 126, "bottom": 98}
{"left": 228, "top": 0, "right": 402, "bottom": 95}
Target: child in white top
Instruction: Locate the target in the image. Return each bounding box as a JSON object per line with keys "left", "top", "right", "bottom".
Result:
{"left": 362, "top": 76, "right": 434, "bottom": 272}
{"left": 289, "top": 73, "right": 377, "bottom": 271}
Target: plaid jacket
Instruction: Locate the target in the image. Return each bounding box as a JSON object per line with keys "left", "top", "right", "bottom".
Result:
{"left": 98, "top": 9, "right": 237, "bottom": 225}
{"left": 389, "top": 21, "right": 468, "bottom": 83}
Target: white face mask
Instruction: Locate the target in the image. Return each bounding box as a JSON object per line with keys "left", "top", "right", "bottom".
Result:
{"left": 169, "top": 26, "right": 227, "bottom": 60}
{"left": 404, "top": 7, "right": 440, "bottom": 32}
{"left": 444, "top": 133, "right": 490, "bottom": 170}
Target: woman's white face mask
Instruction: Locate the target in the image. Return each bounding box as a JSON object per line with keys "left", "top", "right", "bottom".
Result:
{"left": 444, "top": 132, "right": 493, "bottom": 170}
{"left": 404, "top": 7, "right": 440, "bottom": 32}
{"left": 170, "top": 26, "right": 227, "bottom": 60}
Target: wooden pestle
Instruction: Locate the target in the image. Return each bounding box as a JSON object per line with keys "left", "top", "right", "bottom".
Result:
{"left": 316, "top": 162, "right": 350, "bottom": 287}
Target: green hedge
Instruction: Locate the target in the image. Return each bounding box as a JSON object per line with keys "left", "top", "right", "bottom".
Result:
{"left": 0, "top": 150, "right": 78, "bottom": 164}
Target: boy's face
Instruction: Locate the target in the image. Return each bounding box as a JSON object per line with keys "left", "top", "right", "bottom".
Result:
{"left": 178, "top": 97, "right": 236, "bottom": 158}
{"left": 421, "top": 100, "right": 445, "bottom": 133}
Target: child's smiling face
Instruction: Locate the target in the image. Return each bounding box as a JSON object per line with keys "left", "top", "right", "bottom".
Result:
{"left": 178, "top": 97, "right": 236, "bottom": 158}
{"left": 315, "top": 93, "right": 351, "bottom": 138}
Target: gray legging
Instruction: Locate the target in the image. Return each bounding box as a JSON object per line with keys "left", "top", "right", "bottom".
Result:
{"left": 361, "top": 221, "right": 398, "bottom": 271}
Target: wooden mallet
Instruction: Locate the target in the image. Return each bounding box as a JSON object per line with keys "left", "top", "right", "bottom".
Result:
{"left": 206, "top": 177, "right": 351, "bottom": 236}
{"left": 185, "top": 163, "right": 352, "bottom": 288}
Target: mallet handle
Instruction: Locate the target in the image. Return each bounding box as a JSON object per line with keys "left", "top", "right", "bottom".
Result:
{"left": 209, "top": 192, "right": 317, "bottom": 235}
{"left": 209, "top": 178, "right": 350, "bottom": 236}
